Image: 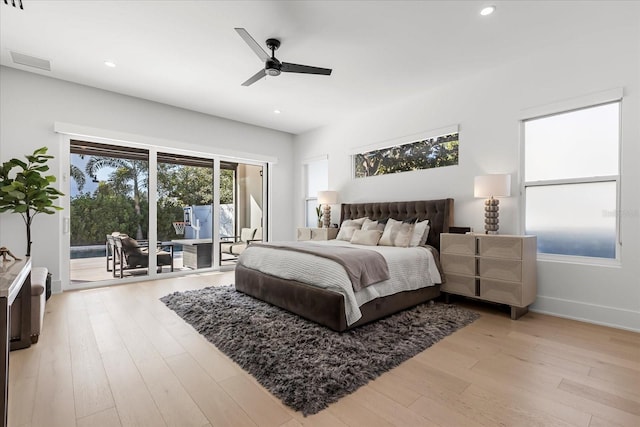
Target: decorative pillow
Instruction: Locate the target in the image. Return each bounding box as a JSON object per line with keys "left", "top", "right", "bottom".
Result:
{"left": 379, "top": 218, "right": 414, "bottom": 248}
{"left": 336, "top": 217, "right": 367, "bottom": 241}
{"left": 341, "top": 217, "right": 367, "bottom": 228}
{"left": 362, "top": 218, "right": 385, "bottom": 232}
{"left": 350, "top": 229, "right": 383, "bottom": 246}
{"left": 409, "top": 219, "right": 430, "bottom": 247}
{"left": 336, "top": 226, "right": 360, "bottom": 241}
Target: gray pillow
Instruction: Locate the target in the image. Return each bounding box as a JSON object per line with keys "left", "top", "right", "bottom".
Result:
{"left": 362, "top": 218, "right": 385, "bottom": 232}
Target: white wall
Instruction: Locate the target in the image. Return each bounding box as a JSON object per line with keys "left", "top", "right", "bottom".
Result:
{"left": 0, "top": 66, "right": 294, "bottom": 290}
{"left": 238, "top": 164, "right": 263, "bottom": 229}
{"left": 293, "top": 24, "right": 640, "bottom": 331}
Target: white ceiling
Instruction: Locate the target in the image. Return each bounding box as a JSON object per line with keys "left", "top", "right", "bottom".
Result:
{"left": 0, "top": 1, "right": 635, "bottom": 135}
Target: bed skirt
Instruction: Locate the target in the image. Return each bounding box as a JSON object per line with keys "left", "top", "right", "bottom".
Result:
{"left": 235, "top": 264, "right": 441, "bottom": 332}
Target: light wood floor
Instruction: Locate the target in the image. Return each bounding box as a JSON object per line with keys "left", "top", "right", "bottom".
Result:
{"left": 8, "top": 271, "right": 640, "bottom": 427}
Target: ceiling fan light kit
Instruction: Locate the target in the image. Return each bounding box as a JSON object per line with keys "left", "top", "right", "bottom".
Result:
{"left": 235, "top": 28, "right": 332, "bottom": 86}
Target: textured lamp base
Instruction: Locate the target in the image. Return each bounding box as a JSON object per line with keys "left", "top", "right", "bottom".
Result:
{"left": 484, "top": 197, "right": 500, "bottom": 234}
{"left": 322, "top": 205, "right": 331, "bottom": 228}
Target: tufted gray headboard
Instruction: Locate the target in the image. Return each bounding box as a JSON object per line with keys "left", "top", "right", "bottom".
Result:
{"left": 339, "top": 199, "right": 454, "bottom": 251}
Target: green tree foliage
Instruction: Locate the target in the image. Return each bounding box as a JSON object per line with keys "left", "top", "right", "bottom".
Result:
{"left": 86, "top": 157, "right": 148, "bottom": 240}
{"left": 354, "top": 133, "right": 459, "bottom": 178}
{"left": 71, "top": 184, "right": 141, "bottom": 245}
{"left": 70, "top": 160, "right": 235, "bottom": 245}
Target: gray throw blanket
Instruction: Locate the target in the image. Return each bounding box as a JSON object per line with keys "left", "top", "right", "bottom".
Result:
{"left": 254, "top": 242, "right": 390, "bottom": 291}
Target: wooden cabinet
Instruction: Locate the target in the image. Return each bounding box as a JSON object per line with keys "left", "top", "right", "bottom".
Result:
{"left": 296, "top": 227, "right": 338, "bottom": 241}
{"left": 440, "top": 233, "right": 537, "bottom": 319}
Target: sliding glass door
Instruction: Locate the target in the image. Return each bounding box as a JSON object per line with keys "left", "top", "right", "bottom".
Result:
{"left": 157, "top": 153, "right": 213, "bottom": 271}
{"left": 220, "top": 162, "right": 264, "bottom": 265}
{"left": 67, "top": 140, "right": 268, "bottom": 286}
{"left": 69, "top": 141, "right": 150, "bottom": 283}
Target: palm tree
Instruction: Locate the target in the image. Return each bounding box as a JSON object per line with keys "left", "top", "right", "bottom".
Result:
{"left": 85, "top": 157, "right": 148, "bottom": 240}
{"left": 70, "top": 164, "right": 86, "bottom": 192}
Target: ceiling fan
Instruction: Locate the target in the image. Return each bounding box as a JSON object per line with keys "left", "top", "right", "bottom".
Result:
{"left": 235, "top": 28, "right": 332, "bottom": 87}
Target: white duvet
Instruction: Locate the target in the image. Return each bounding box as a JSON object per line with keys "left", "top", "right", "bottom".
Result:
{"left": 237, "top": 240, "right": 442, "bottom": 325}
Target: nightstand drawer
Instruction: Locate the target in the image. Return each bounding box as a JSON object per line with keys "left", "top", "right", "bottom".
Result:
{"left": 479, "top": 258, "right": 522, "bottom": 282}
{"left": 310, "top": 228, "right": 338, "bottom": 240}
{"left": 478, "top": 236, "right": 522, "bottom": 259}
{"left": 441, "top": 254, "right": 475, "bottom": 276}
{"left": 441, "top": 234, "right": 475, "bottom": 255}
{"left": 441, "top": 274, "right": 476, "bottom": 297}
{"left": 480, "top": 279, "right": 522, "bottom": 306}
{"left": 297, "top": 228, "right": 311, "bottom": 240}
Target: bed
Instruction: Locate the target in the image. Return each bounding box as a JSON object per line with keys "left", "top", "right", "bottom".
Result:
{"left": 235, "top": 199, "right": 454, "bottom": 331}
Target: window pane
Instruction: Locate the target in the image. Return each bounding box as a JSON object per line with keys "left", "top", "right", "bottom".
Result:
{"left": 524, "top": 103, "right": 619, "bottom": 181}
{"left": 69, "top": 141, "right": 150, "bottom": 283}
{"left": 306, "top": 159, "right": 328, "bottom": 197}
{"left": 157, "top": 156, "right": 213, "bottom": 271}
{"left": 525, "top": 182, "right": 616, "bottom": 258}
{"left": 306, "top": 199, "right": 319, "bottom": 227}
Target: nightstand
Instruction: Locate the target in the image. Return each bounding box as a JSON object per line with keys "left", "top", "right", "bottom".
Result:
{"left": 297, "top": 227, "right": 338, "bottom": 241}
{"left": 440, "top": 233, "right": 537, "bottom": 320}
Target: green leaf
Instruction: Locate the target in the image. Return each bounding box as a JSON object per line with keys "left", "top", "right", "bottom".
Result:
{"left": 9, "top": 158, "right": 27, "bottom": 169}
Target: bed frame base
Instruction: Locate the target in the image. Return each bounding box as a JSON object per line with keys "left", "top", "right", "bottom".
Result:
{"left": 235, "top": 264, "right": 440, "bottom": 332}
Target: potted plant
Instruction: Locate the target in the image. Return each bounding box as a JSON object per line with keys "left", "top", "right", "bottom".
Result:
{"left": 315, "top": 205, "right": 323, "bottom": 228}
{"left": 0, "top": 147, "right": 64, "bottom": 257}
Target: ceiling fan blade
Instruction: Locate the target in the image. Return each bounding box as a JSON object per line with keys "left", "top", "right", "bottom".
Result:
{"left": 235, "top": 28, "right": 270, "bottom": 62}
{"left": 281, "top": 62, "right": 332, "bottom": 75}
{"left": 241, "top": 69, "right": 267, "bottom": 86}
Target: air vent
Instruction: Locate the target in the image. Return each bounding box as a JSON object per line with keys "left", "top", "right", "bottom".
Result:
{"left": 10, "top": 51, "right": 51, "bottom": 71}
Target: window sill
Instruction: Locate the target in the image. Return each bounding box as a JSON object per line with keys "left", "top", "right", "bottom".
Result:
{"left": 536, "top": 253, "right": 621, "bottom": 268}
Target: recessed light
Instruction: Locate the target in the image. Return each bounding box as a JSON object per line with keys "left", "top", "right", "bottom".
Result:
{"left": 104, "top": 61, "right": 116, "bottom": 68}
{"left": 480, "top": 6, "right": 496, "bottom": 16}
{"left": 273, "top": 109, "right": 281, "bottom": 114}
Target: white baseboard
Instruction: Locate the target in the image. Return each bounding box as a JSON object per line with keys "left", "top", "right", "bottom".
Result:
{"left": 531, "top": 296, "right": 640, "bottom": 333}
{"left": 52, "top": 279, "right": 63, "bottom": 294}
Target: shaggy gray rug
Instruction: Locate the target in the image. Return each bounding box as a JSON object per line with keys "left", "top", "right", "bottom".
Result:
{"left": 161, "top": 285, "right": 479, "bottom": 415}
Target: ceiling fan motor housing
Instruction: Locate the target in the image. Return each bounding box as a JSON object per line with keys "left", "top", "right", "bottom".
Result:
{"left": 265, "top": 58, "right": 281, "bottom": 76}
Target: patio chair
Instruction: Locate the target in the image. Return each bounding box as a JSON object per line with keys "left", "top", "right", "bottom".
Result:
{"left": 220, "top": 227, "right": 262, "bottom": 264}
{"left": 114, "top": 235, "right": 173, "bottom": 278}
{"left": 106, "top": 232, "right": 123, "bottom": 272}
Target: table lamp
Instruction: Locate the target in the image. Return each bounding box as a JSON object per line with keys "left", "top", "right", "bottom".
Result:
{"left": 474, "top": 174, "right": 511, "bottom": 234}
{"left": 317, "top": 190, "right": 338, "bottom": 228}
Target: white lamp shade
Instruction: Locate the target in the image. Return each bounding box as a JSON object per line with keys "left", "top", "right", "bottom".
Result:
{"left": 474, "top": 174, "right": 511, "bottom": 198}
{"left": 317, "top": 190, "right": 338, "bottom": 204}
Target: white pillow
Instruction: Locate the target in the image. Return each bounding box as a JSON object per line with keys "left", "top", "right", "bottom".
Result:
{"left": 336, "top": 217, "right": 368, "bottom": 241}
{"left": 409, "top": 219, "right": 430, "bottom": 247}
{"left": 350, "top": 229, "right": 383, "bottom": 246}
{"left": 336, "top": 226, "right": 360, "bottom": 241}
{"left": 379, "top": 218, "right": 414, "bottom": 248}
